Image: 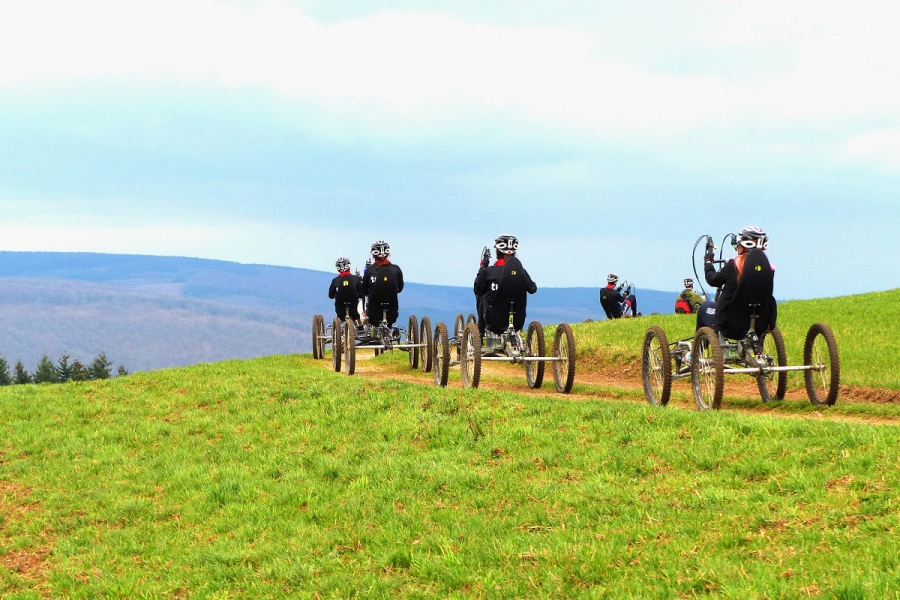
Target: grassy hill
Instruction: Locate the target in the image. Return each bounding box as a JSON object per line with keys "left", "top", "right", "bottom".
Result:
{"left": 3, "top": 346, "right": 900, "bottom": 597}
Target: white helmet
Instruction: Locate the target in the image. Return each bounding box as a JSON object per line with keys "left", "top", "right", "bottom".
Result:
{"left": 607, "top": 273, "right": 619, "bottom": 285}
{"left": 684, "top": 278, "right": 694, "bottom": 288}
{"left": 494, "top": 234, "right": 518, "bottom": 256}
{"left": 738, "top": 226, "right": 768, "bottom": 250}
{"left": 335, "top": 257, "right": 351, "bottom": 273}
{"left": 370, "top": 240, "right": 390, "bottom": 259}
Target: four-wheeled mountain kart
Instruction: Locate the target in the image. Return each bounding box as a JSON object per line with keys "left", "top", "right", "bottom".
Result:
{"left": 431, "top": 307, "right": 576, "bottom": 394}
{"left": 641, "top": 234, "right": 840, "bottom": 410}
{"left": 311, "top": 304, "right": 433, "bottom": 376}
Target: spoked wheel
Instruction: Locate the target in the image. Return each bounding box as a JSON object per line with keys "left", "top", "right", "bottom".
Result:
{"left": 311, "top": 315, "right": 322, "bottom": 359}
{"left": 642, "top": 326, "right": 672, "bottom": 406}
{"left": 460, "top": 322, "right": 482, "bottom": 389}
{"left": 552, "top": 323, "right": 576, "bottom": 394}
{"left": 466, "top": 314, "right": 476, "bottom": 325}
{"left": 453, "top": 314, "right": 465, "bottom": 363}
{"left": 331, "top": 317, "right": 342, "bottom": 373}
{"left": 804, "top": 322, "right": 840, "bottom": 406}
{"left": 343, "top": 317, "right": 356, "bottom": 376}
{"left": 525, "top": 321, "right": 545, "bottom": 389}
{"left": 433, "top": 322, "right": 450, "bottom": 387}
{"left": 315, "top": 315, "right": 326, "bottom": 360}
{"left": 419, "top": 316, "right": 433, "bottom": 372}
{"left": 758, "top": 327, "right": 787, "bottom": 402}
{"left": 691, "top": 327, "right": 723, "bottom": 411}
{"left": 407, "top": 315, "right": 419, "bottom": 369}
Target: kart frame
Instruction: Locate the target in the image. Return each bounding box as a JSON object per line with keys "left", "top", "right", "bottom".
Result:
{"left": 641, "top": 308, "right": 840, "bottom": 410}
{"left": 431, "top": 309, "right": 576, "bottom": 394}
{"left": 311, "top": 304, "right": 434, "bottom": 376}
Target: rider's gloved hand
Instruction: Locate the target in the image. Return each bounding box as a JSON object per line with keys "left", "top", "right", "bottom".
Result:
{"left": 704, "top": 250, "right": 715, "bottom": 263}
{"left": 480, "top": 258, "right": 489, "bottom": 269}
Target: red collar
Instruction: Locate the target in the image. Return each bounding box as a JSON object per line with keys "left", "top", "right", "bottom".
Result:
{"left": 338, "top": 271, "right": 351, "bottom": 277}
{"left": 495, "top": 259, "right": 506, "bottom": 267}
{"left": 375, "top": 259, "right": 391, "bottom": 267}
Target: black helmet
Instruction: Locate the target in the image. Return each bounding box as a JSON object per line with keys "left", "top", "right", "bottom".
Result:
{"left": 607, "top": 273, "right": 618, "bottom": 285}
{"left": 684, "top": 278, "right": 694, "bottom": 288}
{"left": 494, "top": 234, "right": 518, "bottom": 256}
{"left": 738, "top": 226, "right": 768, "bottom": 250}
{"left": 335, "top": 257, "right": 351, "bottom": 273}
{"left": 370, "top": 240, "right": 390, "bottom": 259}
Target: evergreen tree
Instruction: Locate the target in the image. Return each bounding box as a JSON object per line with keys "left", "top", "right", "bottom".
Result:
{"left": 116, "top": 365, "right": 129, "bottom": 377}
{"left": 70, "top": 359, "right": 89, "bottom": 382}
{"left": 33, "top": 353, "right": 59, "bottom": 384}
{"left": 57, "top": 352, "right": 73, "bottom": 383}
{"left": 13, "top": 360, "right": 32, "bottom": 385}
{"left": 0, "top": 356, "right": 11, "bottom": 386}
{"left": 88, "top": 353, "right": 113, "bottom": 380}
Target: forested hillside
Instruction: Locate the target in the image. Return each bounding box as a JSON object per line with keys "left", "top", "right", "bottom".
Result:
{"left": 0, "top": 251, "right": 676, "bottom": 371}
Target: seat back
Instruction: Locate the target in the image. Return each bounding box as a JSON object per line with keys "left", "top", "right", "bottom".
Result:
{"left": 722, "top": 249, "right": 774, "bottom": 339}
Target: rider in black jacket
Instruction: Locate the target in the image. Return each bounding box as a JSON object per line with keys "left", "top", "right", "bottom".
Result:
{"left": 600, "top": 274, "right": 637, "bottom": 319}
{"left": 474, "top": 234, "right": 537, "bottom": 334}
{"left": 328, "top": 257, "right": 363, "bottom": 322}
{"left": 363, "top": 240, "right": 404, "bottom": 326}
{"left": 704, "top": 225, "right": 776, "bottom": 335}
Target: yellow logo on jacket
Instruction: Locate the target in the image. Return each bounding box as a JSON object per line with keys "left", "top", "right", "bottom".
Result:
{"left": 343, "top": 281, "right": 349, "bottom": 286}
{"left": 511, "top": 270, "right": 517, "bottom": 275}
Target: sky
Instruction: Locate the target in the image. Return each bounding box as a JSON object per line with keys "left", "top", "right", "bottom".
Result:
{"left": 1, "top": 0, "right": 898, "bottom": 299}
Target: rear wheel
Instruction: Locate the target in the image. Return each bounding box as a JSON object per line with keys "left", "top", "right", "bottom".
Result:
{"left": 691, "top": 327, "right": 723, "bottom": 410}
{"left": 642, "top": 326, "right": 672, "bottom": 406}
{"left": 757, "top": 327, "right": 787, "bottom": 402}
{"left": 433, "top": 322, "right": 450, "bottom": 387}
{"left": 407, "top": 315, "right": 419, "bottom": 369}
{"left": 460, "top": 322, "right": 482, "bottom": 389}
{"left": 454, "top": 314, "right": 465, "bottom": 362}
{"left": 525, "top": 321, "right": 545, "bottom": 389}
{"left": 419, "top": 317, "right": 433, "bottom": 372}
{"left": 552, "top": 323, "right": 576, "bottom": 394}
{"left": 331, "top": 317, "right": 342, "bottom": 373}
{"left": 344, "top": 317, "right": 356, "bottom": 375}
{"left": 804, "top": 323, "right": 840, "bottom": 406}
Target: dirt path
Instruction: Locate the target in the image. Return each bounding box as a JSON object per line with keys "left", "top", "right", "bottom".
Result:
{"left": 318, "top": 352, "right": 900, "bottom": 426}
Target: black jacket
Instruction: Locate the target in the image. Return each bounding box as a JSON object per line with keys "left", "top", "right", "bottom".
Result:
{"left": 473, "top": 256, "right": 536, "bottom": 333}
{"left": 328, "top": 273, "right": 363, "bottom": 319}
{"left": 363, "top": 260, "right": 404, "bottom": 325}
{"left": 599, "top": 285, "right": 626, "bottom": 319}
{"left": 705, "top": 250, "right": 777, "bottom": 337}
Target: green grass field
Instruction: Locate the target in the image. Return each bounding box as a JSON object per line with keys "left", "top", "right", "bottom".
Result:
{"left": 3, "top": 291, "right": 900, "bottom": 598}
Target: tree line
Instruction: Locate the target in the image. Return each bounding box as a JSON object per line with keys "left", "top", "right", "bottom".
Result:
{"left": 0, "top": 352, "right": 128, "bottom": 385}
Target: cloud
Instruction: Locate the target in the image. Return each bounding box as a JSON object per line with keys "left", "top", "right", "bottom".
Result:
{"left": 4, "top": 0, "right": 899, "bottom": 145}
{"left": 843, "top": 129, "right": 900, "bottom": 172}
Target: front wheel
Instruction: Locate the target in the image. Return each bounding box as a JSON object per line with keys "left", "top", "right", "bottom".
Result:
{"left": 525, "top": 321, "right": 545, "bottom": 389}
{"left": 691, "top": 327, "right": 723, "bottom": 410}
{"left": 460, "top": 322, "right": 482, "bottom": 389}
{"left": 331, "top": 317, "right": 342, "bottom": 373}
{"left": 552, "top": 323, "right": 576, "bottom": 394}
{"left": 642, "top": 326, "right": 672, "bottom": 406}
{"left": 433, "top": 322, "right": 450, "bottom": 387}
{"left": 419, "top": 316, "right": 433, "bottom": 372}
{"left": 757, "top": 327, "right": 787, "bottom": 402}
{"left": 407, "top": 315, "right": 419, "bottom": 369}
{"left": 311, "top": 315, "right": 322, "bottom": 359}
{"left": 344, "top": 317, "right": 356, "bottom": 375}
{"left": 804, "top": 323, "right": 840, "bottom": 406}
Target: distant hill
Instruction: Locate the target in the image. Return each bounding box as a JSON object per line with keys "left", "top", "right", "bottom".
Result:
{"left": 0, "top": 252, "right": 678, "bottom": 372}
